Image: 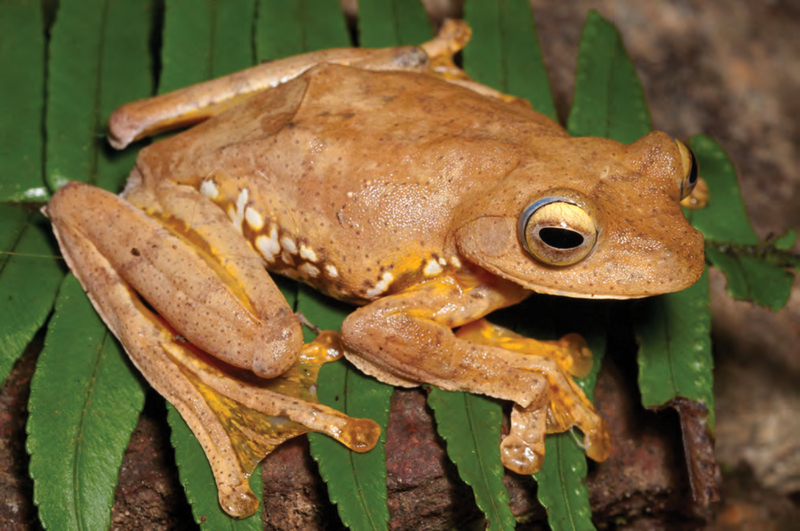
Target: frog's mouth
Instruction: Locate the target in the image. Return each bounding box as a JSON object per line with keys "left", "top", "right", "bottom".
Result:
{"left": 456, "top": 215, "right": 705, "bottom": 300}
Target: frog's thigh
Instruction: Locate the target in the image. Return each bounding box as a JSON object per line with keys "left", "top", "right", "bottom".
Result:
{"left": 48, "top": 181, "right": 302, "bottom": 378}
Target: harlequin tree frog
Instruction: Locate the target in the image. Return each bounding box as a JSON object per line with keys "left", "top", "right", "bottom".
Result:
{"left": 46, "top": 20, "right": 704, "bottom": 517}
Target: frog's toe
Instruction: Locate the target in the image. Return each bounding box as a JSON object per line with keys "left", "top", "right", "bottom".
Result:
{"left": 339, "top": 418, "right": 382, "bottom": 453}
{"left": 502, "top": 401, "right": 547, "bottom": 474}
{"left": 558, "top": 332, "right": 593, "bottom": 378}
{"left": 583, "top": 417, "right": 613, "bottom": 462}
{"left": 501, "top": 433, "right": 545, "bottom": 475}
{"left": 219, "top": 486, "right": 260, "bottom": 520}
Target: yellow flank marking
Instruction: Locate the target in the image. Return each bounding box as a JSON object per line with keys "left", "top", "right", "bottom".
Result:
{"left": 299, "top": 263, "right": 320, "bottom": 278}
{"left": 245, "top": 206, "right": 264, "bottom": 231}
{"left": 299, "top": 245, "right": 318, "bottom": 262}
{"left": 280, "top": 236, "right": 297, "bottom": 254}
{"left": 325, "top": 264, "right": 339, "bottom": 278}
{"left": 365, "top": 272, "right": 394, "bottom": 298}
{"left": 423, "top": 259, "right": 443, "bottom": 276}
{"left": 200, "top": 179, "right": 218, "bottom": 199}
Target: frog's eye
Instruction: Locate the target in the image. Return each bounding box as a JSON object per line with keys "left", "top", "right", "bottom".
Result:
{"left": 519, "top": 198, "right": 598, "bottom": 266}
{"left": 675, "top": 139, "right": 699, "bottom": 199}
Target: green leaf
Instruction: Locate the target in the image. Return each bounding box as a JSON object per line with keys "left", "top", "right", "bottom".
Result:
{"left": 0, "top": 204, "right": 30, "bottom": 269}
{"left": 686, "top": 135, "right": 794, "bottom": 311}
{"left": 45, "top": 0, "right": 153, "bottom": 194}
{"left": 298, "top": 286, "right": 393, "bottom": 531}
{"left": 167, "top": 406, "right": 265, "bottom": 530}
{"left": 25, "top": 3, "right": 154, "bottom": 528}
{"left": 357, "top": 0, "right": 433, "bottom": 48}
{"left": 773, "top": 229, "right": 797, "bottom": 251}
{"left": 309, "top": 358, "right": 392, "bottom": 531}
{"left": 0, "top": 0, "right": 49, "bottom": 202}
{"left": 427, "top": 390, "right": 515, "bottom": 531}
{"left": 684, "top": 135, "right": 758, "bottom": 245}
{"left": 0, "top": 210, "right": 64, "bottom": 385}
{"left": 634, "top": 269, "right": 715, "bottom": 428}
{"left": 27, "top": 275, "right": 145, "bottom": 531}
{"left": 160, "top": 0, "right": 256, "bottom": 92}
{"left": 567, "top": 11, "right": 651, "bottom": 142}
{"left": 464, "top": 0, "right": 557, "bottom": 120}
{"left": 255, "top": 0, "right": 350, "bottom": 61}
{"left": 533, "top": 434, "right": 594, "bottom": 531}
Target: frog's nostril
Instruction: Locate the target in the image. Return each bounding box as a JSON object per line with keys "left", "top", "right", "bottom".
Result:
{"left": 539, "top": 228, "right": 584, "bottom": 249}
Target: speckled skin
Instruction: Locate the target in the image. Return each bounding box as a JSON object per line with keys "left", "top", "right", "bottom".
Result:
{"left": 45, "top": 23, "right": 704, "bottom": 518}
{"left": 131, "top": 63, "right": 703, "bottom": 303}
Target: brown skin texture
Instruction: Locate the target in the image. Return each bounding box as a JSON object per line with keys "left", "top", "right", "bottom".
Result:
{"left": 44, "top": 27, "right": 704, "bottom": 518}
{"left": 136, "top": 63, "right": 703, "bottom": 302}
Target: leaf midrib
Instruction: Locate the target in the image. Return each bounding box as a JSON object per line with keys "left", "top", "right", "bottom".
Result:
{"left": 463, "top": 393, "right": 506, "bottom": 528}
{"left": 555, "top": 438, "right": 577, "bottom": 531}
{"left": 71, "top": 330, "right": 110, "bottom": 530}
{"left": 344, "top": 366, "right": 381, "bottom": 531}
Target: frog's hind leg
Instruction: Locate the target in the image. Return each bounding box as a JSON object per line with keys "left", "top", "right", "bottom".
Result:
{"left": 52, "top": 178, "right": 303, "bottom": 378}
{"left": 106, "top": 20, "right": 502, "bottom": 150}
{"left": 46, "top": 181, "right": 379, "bottom": 517}
{"left": 107, "top": 34, "right": 448, "bottom": 149}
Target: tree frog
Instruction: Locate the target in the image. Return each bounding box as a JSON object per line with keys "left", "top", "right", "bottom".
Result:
{"left": 45, "top": 20, "right": 704, "bottom": 517}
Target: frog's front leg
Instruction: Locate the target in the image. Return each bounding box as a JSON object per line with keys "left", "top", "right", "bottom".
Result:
{"left": 46, "top": 181, "right": 380, "bottom": 517}
{"left": 341, "top": 272, "right": 611, "bottom": 474}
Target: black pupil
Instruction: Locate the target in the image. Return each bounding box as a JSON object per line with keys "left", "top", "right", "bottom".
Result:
{"left": 539, "top": 227, "right": 584, "bottom": 249}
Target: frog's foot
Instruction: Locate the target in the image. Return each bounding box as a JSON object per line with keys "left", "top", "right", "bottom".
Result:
{"left": 47, "top": 183, "right": 379, "bottom": 517}
{"left": 457, "top": 318, "right": 611, "bottom": 472}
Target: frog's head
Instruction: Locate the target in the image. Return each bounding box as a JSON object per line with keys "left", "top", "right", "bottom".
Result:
{"left": 455, "top": 131, "right": 705, "bottom": 299}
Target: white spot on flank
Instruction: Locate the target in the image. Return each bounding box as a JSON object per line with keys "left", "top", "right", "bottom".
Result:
{"left": 299, "top": 245, "right": 318, "bottom": 262}
{"left": 245, "top": 207, "right": 264, "bottom": 230}
{"left": 200, "top": 179, "right": 218, "bottom": 199}
{"left": 228, "top": 188, "right": 249, "bottom": 233}
{"left": 450, "top": 256, "right": 462, "bottom": 268}
{"left": 325, "top": 264, "right": 339, "bottom": 278}
{"left": 281, "top": 250, "right": 295, "bottom": 266}
{"left": 438, "top": 257, "right": 447, "bottom": 266}
{"left": 280, "top": 236, "right": 297, "bottom": 254}
{"left": 256, "top": 226, "right": 280, "bottom": 262}
{"left": 299, "top": 263, "right": 320, "bottom": 278}
{"left": 423, "top": 259, "right": 443, "bottom": 276}
{"left": 365, "top": 272, "right": 394, "bottom": 298}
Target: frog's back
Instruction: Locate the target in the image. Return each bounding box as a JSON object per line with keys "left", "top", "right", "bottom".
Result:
{"left": 134, "top": 64, "right": 566, "bottom": 302}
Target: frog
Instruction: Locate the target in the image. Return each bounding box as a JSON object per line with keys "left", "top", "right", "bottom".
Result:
{"left": 45, "top": 20, "right": 705, "bottom": 518}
